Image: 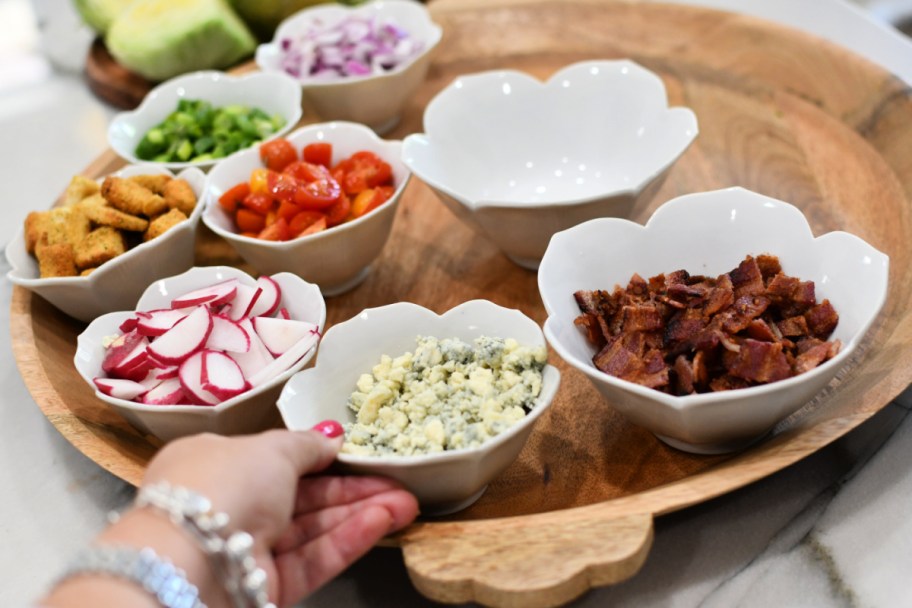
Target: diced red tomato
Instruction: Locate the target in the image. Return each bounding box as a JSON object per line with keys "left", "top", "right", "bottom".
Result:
{"left": 276, "top": 200, "right": 301, "bottom": 223}
{"left": 299, "top": 216, "right": 327, "bottom": 236}
{"left": 242, "top": 193, "right": 274, "bottom": 215}
{"left": 337, "top": 151, "right": 393, "bottom": 195}
{"left": 350, "top": 188, "right": 389, "bottom": 218}
{"left": 258, "top": 217, "right": 291, "bottom": 241}
{"left": 324, "top": 193, "right": 351, "bottom": 227}
{"left": 303, "top": 142, "right": 332, "bottom": 167}
{"left": 289, "top": 210, "right": 325, "bottom": 235}
{"left": 260, "top": 138, "right": 298, "bottom": 172}
{"left": 294, "top": 178, "right": 341, "bottom": 210}
{"left": 267, "top": 171, "right": 299, "bottom": 203}
{"left": 219, "top": 183, "right": 250, "bottom": 214}
{"left": 284, "top": 161, "right": 333, "bottom": 183}
{"left": 236, "top": 208, "right": 266, "bottom": 233}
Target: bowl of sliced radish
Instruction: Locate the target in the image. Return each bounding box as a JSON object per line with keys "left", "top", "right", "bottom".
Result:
{"left": 74, "top": 266, "right": 326, "bottom": 441}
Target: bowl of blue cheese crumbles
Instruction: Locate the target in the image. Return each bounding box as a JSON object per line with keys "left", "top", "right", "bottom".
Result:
{"left": 277, "top": 300, "right": 561, "bottom": 514}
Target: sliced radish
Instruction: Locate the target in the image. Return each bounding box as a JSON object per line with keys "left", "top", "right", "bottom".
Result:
{"left": 201, "top": 351, "right": 249, "bottom": 400}
{"left": 147, "top": 305, "right": 213, "bottom": 364}
{"left": 206, "top": 316, "right": 251, "bottom": 353}
{"left": 170, "top": 279, "right": 239, "bottom": 309}
{"left": 119, "top": 316, "right": 139, "bottom": 333}
{"left": 248, "top": 331, "right": 319, "bottom": 387}
{"left": 140, "top": 377, "right": 186, "bottom": 406}
{"left": 248, "top": 275, "right": 282, "bottom": 317}
{"left": 136, "top": 308, "right": 191, "bottom": 337}
{"left": 101, "top": 330, "right": 145, "bottom": 374}
{"left": 278, "top": 308, "right": 290, "bottom": 320}
{"left": 110, "top": 337, "right": 153, "bottom": 381}
{"left": 94, "top": 377, "right": 147, "bottom": 400}
{"left": 178, "top": 351, "right": 220, "bottom": 405}
{"left": 155, "top": 365, "right": 180, "bottom": 380}
{"left": 253, "top": 317, "right": 320, "bottom": 357}
{"left": 232, "top": 318, "right": 275, "bottom": 379}
{"left": 225, "top": 284, "right": 262, "bottom": 321}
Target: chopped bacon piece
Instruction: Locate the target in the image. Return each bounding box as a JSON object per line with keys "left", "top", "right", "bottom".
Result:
{"left": 723, "top": 339, "right": 791, "bottom": 383}
{"left": 746, "top": 319, "right": 777, "bottom": 342}
{"left": 805, "top": 299, "right": 839, "bottom": 339}
{"left": 756, "top": 254, "right": 783, "bottom": 282}
{"left": 729, "top": 256, "right": 765, "bottom": 298}
{"left": 573, "top": 254, "right": 840, "bottom": 394}
{"left": 777, "top": 315, "right": 809, "bottom": 337}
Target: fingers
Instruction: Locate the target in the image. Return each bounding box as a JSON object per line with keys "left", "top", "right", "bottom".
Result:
{"left": 274, "top": 504, "right": 401, "bottom": 602}
{"left": 259, "top": 429, "right": 343, "bottom": 478}
{"left": 275, "top": 485, "right": 418, "bottom": 553}
{"left": 292, "top": 474, "right": 410, "bottom": 515}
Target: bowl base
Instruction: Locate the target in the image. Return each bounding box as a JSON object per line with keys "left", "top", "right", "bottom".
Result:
{"left": 422, "top": 485, "right": 489, "bottom": 517}
{"left": 655, "top": 430, "right": 771, "bottom": 455}
{"left": 370, "top": 115, "right": 402, "bottom": 136}
{"left": 505, "top": 253, "right": 542, "bottom": 271}
{"left": 320, "top": 266, "right": 372, "bottom": 297}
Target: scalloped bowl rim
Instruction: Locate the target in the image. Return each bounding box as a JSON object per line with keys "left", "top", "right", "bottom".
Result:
{"left": 201, "top": 121, "right": 409, "bottom": 249}
{"left": 539, "top": 187, "right": 889, "bottom": 411}
{"left": 74, "top": 266, "right": 326, "bottom": 416}
{"left": 278, "top": 300, "right": 561, "bottom": 467}
{"left": 108, "top": 71, "right": 303, "bottom": 170}
{"left": 255, "top": 0, "right": 443, "bottom": 88}
{"left": 403, "top": 59, "right": 699, "bottom": 209}
{"left": 6, "top": 165, "right": 206, "bottom": 288}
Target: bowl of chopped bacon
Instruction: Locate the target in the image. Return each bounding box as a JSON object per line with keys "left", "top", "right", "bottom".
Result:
{"left": 538, "top": 187, "right": 889, "bottom": 454}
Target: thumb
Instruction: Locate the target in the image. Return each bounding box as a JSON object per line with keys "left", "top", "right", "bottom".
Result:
{"left": 259, "top": 427, "right": 343, "bottom": 477}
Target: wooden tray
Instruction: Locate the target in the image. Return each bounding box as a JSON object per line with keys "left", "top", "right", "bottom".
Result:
{"left": 11, "top": 1, "right": 912, "bottom": 606}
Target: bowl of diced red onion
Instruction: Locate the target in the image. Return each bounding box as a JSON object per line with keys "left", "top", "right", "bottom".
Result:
{"left": 255, "top": 0, "right": 442, "bottom": 134}
{"left": 74, "top": 266, "right": 326, "bottom": 441}
{"left": 537, "top": 188, "right": 889, "bottom": 454}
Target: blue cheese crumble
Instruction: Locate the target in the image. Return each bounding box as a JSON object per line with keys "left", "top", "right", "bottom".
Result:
{"left": 342, "top": 335, "right": 548, "bottom": 456}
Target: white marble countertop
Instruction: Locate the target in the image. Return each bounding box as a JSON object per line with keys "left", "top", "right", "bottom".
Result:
{"left": 2, "top": 1, "right": 911, "bottom": 606}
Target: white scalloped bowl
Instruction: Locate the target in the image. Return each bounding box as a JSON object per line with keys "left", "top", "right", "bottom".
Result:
{"left": 5, "top": 165, "right": 206, "bottom": 323}
{"left": 255, "top": 0, "right": 442, "bottom": 134}
{"left": 277, "top": 300, "right": 561, "bottom": 514}
{"left": 403, "top": 59, "right": 699, "bottom": 269}
{"left": 108, "top": 70, "right": 302, "bottom": 170}
{"left": 74, "top": 266, "right": 327, "bottom": 442}
{"left": 538, "top": 188, "right": 889, "bottom": 454}
{"left": 202, "top": 122, "right": 409, "bottom": 296}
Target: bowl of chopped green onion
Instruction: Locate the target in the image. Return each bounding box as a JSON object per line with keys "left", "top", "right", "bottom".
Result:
{"left": 108, "top": 70, "right": 302, "bottom": 170}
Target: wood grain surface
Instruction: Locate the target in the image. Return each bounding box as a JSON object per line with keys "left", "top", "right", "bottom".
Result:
{"left": 11, "top": 1, "right": 912, "bottom": 606}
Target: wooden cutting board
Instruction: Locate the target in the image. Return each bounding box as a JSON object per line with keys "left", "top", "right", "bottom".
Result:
{"left": 12, "top": 1, "right": 912, "bottom": 606}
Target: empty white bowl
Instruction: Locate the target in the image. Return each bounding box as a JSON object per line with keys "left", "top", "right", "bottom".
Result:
{"left": 108, "top": 70, "right": 302, "bottom": 170}
{"left": 538, "top": 187, "right": 889, "bottom": 454}
{"left": 74, "top": 266, "right": 327, "bottom": 442}
{"left": 201, "top": 121, "right": 409, "bottom": 296}
{"left": 6, "top": 165, "right": 206, "bottom": 323}
{"left": 255, "top": 0, "right": 442, "bottom": 134}
{"left": 277, "top": 300, "right": 561, "bottom": 514}
{"left": 403, "top": 59, "right": 698, "bottom": 269}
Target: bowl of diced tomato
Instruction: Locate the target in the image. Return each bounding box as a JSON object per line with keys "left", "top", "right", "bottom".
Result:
{"left": 202, "top": 121, "right": 409, "bottom": 296}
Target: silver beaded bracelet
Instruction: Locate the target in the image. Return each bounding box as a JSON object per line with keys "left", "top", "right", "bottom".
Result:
{"left": 57, "top": 545, "right": 205, "bottom": 608}
{"left": 136, "top": 482, "right": 276, "bottom": 608}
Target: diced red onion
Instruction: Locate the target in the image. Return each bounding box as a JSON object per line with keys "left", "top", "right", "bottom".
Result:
{"left": 279, "top": 15, "right": 423, "bottom": 81}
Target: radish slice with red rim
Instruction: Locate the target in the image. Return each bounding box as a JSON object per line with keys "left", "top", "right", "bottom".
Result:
{"left": 253, "top": 317, "right": 320, "bottom": 357}
{"left": 170, "top": 279, "right": 239, "bottom": 309}
{"left": 201, "top": 351, "right": 249, "bottom": 400}
{"left": 147, "top": 305, "right": 213, "bottom": 365}
{"left": 178, "top": 351, "right": 220, "bottom": 405}
{"left": 248, "top": 275, "right": 282, "bottom": 317}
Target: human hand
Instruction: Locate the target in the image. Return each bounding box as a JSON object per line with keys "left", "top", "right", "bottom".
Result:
{"left": 142, "top": 426, "right": 418, "bottom": 606}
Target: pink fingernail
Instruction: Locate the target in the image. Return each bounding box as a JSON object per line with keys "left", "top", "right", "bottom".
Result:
{"left": 311, "top": 420, "right": 343, "bottom": 438}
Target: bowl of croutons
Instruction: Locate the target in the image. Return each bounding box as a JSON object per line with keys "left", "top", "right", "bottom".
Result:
{"left": 5, "top": 165, "right": 206, "bottom": 323}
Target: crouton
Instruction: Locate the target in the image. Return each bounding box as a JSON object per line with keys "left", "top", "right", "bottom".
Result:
{"left": 35, "top": 239, "right": 78, "bottom": 277}
{"left": 63, "top": 175, "right": 100, "bottom": 207}
{"left": 63, "top": 208, "right": 91, "bottom": 246}
{"left": 74, "top": 227, "right": 126, "bottom": 268}
{"left": 144, "top": 208, "right": 187, "bottom": 241}
{"left": 79, "top": 268, "right": 97, "bottom": 277}
{"left": 102, "top": 176, "right": 166, "bottom": 217}
{"left": 128, "top": 174, "right": 172, "bottom": 195}
{"left": 82, "top": 204, "right": 149, "bottom": 232}
{"left": 75, "top": 193, "right": 107, "bottom": 212}
{"left": 24, "top": 211, "right": 50, "bottom": 254}
{"left": 163, "top": 178, "right": 197, "bottom": 216}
